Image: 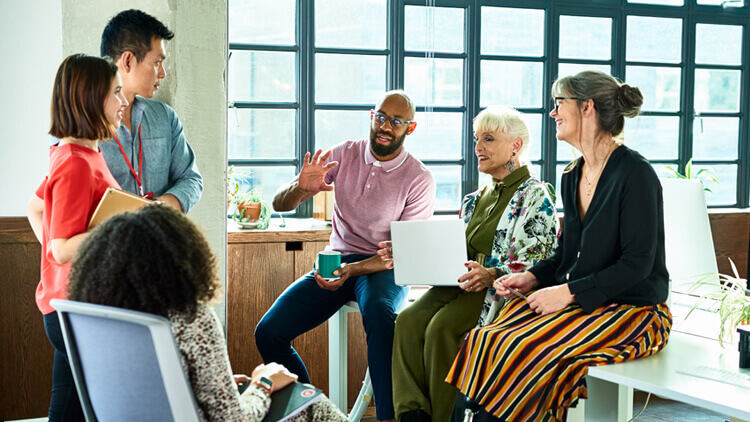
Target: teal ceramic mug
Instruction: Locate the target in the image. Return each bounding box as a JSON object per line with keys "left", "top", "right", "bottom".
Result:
{"left": 316, "top": 251, "right": 342, "bottom": 280}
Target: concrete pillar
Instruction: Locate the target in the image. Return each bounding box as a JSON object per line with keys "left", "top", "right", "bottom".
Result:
{"left": 61, "top": 0, "right": 229, "bottom": 323}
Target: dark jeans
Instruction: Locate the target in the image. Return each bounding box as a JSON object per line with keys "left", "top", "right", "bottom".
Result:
{"left": 255, "top": 254, "right": 407, "bottom": 420}
{"left": 43, "top": 311, "right": 85, "bottom": 422}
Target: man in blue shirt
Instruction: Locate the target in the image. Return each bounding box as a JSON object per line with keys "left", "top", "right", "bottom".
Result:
{"left": 98, "top": 9, "right": 202, "bottom": 212}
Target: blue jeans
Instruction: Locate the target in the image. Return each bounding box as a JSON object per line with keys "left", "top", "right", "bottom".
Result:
{"left": 43, "top": 311, "right": 85, "bottom": 422}
{"left": 255, "top": 254, "right": 407, "bottom": 420}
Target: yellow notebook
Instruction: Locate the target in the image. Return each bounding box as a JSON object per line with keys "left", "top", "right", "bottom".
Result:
{"left": 88, "top": 187, "right": 152, "bottom": 230}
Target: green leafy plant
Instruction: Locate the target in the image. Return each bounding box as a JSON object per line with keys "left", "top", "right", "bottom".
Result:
{"left": 227, "top": 166, "right": 252, "bottom": 209}
{"left": 233, "top": 189, "right": 263, "bottom": 204}
{"left": 662, "top": 159, "right": 720, "bottom": 193}
{"left": 232, "top": 188, "right": 271, "bottom": 229}
{"left": 686, "top": 258, "right": 750, "bottom": 346}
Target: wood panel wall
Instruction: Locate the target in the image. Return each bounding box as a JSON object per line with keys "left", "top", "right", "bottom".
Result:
{"left": 1, "top": 212, "right": 747, "bottom": 419}
{"left": 226, "top": 229, "right": 370, "bottom": 409}
{"left": 0, "top": 218, "right": 51, "bottom": 420}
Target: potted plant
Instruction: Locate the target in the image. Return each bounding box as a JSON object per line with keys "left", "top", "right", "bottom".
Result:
{"left": 233, "top": 189, "right": 264, "bottom": 222}
{"left": 227, "top": 166, "right": 252, "bottom": 211}
{"left": 232, "top": 188, "right": 272, "bottom": 230}
{"left": 663, "top": 158, "right": 720, "bottom": 193}
{"left": 687, "top": 258, "right": 750, "bottom": 347}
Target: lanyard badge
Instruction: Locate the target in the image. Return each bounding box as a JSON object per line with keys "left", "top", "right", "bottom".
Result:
{"left": 113, "top": 124, "right": 155, "bottom": 199}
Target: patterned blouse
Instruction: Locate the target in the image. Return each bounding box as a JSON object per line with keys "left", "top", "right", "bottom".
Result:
{"left": 461, "top": 177, "right": 559, "bottom": 326}
{"left": 169, "top": 305, "right": 348, "bottom": 422}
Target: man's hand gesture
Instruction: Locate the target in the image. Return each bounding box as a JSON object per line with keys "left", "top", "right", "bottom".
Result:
{"left": 298, "top": 149, "right": 338, "bottom": 194}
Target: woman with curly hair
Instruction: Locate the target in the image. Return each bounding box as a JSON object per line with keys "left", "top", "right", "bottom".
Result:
{"left": 67, "top": 204, "right": 347, "bottom": 422}
{"left": 446, "top": 71, "right": 672, "bottom": 421}
{"left": 381, "top": 106, "right": 559, "bottom": 422}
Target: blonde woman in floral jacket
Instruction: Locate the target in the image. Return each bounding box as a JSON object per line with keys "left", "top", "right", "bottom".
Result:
{"left": 383, "top": 106, "right": 559, "bottom": 422}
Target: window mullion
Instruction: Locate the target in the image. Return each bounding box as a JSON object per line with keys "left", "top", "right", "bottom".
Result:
{"left": 544, "top": 4, "right": 559, "bottom": 186}
{"left": 677, "top": 10, "right": 695, "bottom": 179}
{"left": 389, "top": 0, "right": 403, "bottom": 90}
{"left": 463, "top": 1, "right": 481, "bottom": 197}
{"left": 298, "top": 0, "right": 315, "bottom": 218}
{"left": 738, "top": 20, "right": 750, "bottom": 208}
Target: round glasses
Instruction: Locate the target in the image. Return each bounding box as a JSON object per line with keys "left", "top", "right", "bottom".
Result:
{"left": 371, "top": 110, "right": 414, "bottom": 129}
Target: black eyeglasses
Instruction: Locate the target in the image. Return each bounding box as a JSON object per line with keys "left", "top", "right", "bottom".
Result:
{"left": 371, "top": 110, "right": 414, "bottom": 129}
{"left": 552, "top": 97, "right": 581, "bottom": 114}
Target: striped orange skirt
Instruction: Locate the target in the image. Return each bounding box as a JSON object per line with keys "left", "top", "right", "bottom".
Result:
{"left": 446, "top": 299, "right": 672, "bottom": 422}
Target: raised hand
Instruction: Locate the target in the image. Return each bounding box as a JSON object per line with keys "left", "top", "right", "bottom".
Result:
{"left": 298, "top": 149, "right": 338, "bottom": 194}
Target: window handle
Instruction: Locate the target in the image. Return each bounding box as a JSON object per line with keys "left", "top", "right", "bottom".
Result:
{"left": 694, "top": 110, "right": 703, "bottom": 133}
{"left": 228, "top": 101, "right": 240, "bottom": 127}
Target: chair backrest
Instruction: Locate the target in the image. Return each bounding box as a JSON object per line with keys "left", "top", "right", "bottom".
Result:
{"left": 659, "top": 178, "right": 719, "bottom": 297}
{"left": 51, "top": 299, "right": 201, "bottom": 422}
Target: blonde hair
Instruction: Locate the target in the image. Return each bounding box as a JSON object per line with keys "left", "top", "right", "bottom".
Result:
{"left": 473, "top": 105, "right": 530, "bottom": 157}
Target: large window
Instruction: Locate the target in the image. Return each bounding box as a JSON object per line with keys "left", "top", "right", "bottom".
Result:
{"left": 229, "top": 0, "right": 749, "bottom": 214}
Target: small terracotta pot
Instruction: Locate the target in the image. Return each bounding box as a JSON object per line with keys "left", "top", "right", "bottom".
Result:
{"left": 237, "top": 201, "right": 262, "bottom": 222}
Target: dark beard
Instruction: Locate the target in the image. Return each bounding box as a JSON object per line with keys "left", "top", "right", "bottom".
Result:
{"left": 369, "top": 127, "right": 406, "bottom": 157}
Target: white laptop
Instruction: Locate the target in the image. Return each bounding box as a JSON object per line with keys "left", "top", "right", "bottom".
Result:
{"left": 390, "top": 219, "right": 468, "bottom": 286}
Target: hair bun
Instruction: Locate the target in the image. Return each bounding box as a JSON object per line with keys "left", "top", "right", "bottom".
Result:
{"left": 617, "top": 84, "right": 643, "bottom": 118}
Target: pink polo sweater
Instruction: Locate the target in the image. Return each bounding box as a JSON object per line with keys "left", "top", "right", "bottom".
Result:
{"left": 324, "top": 140, "right": 435, "bottom": 256}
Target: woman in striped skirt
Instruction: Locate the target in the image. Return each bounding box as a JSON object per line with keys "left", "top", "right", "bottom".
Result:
{"left": 446, "top": 70, "right": 672, "bottom": 422}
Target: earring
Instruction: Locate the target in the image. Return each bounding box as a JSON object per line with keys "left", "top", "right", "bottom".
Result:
{"left": 504, "top": 159, "right": 516, "bottom": 173}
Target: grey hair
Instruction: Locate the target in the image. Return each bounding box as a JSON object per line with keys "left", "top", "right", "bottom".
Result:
{"left": 552, "top": 70, "right": 643, "bottom": 137}
{"left": 473, "top": 105, "right": 531, "bottom": 157}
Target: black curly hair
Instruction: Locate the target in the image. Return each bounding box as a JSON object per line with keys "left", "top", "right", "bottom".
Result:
{"left": 68, "top": 203, "right": 219, "bottom": 320}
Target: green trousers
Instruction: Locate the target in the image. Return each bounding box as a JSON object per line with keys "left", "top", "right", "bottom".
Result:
{"left": 392, "top": 287, "right": 486, "bottom": 422}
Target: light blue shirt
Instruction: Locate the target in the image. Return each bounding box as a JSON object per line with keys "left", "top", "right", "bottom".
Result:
{"left": 52, "top": 96, "right": 203, "bottom": 212}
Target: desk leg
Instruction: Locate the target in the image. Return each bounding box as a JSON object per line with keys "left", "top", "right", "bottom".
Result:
{"left": 328, "top": 309, "right": 348, "bottom": 411}
{"left": 584, "top": 377, "right": 633, "bottom": 422}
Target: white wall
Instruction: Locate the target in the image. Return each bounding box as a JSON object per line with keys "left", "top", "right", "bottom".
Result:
{"left": 0, "top": 0, "right": 229, "bottom": 324}
{"left": 0, "top": 0, "right": 63, "bottom": 216}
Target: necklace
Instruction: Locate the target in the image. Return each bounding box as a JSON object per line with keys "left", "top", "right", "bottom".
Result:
{"left": 582, "top": 143, "right": 617, "bottom": 197}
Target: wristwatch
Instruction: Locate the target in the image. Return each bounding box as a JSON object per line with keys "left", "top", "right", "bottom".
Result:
{"left": 257, "top": 376, "right": 274, "bottom": 394}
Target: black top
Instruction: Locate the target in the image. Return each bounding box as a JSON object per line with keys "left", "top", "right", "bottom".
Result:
{"left": 528, "top": 145, "right": 669, "bottom": 313}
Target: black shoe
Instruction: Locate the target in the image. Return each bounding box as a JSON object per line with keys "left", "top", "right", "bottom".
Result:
{"left": 401, "top": 409, "right": 431, "bottom": 422}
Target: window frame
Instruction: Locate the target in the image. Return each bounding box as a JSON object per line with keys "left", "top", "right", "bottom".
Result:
{"left": 228, "top": 0, "right": 750, "bottom": 216}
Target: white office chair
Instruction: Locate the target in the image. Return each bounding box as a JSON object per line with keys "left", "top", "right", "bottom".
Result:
{"left": 52, "top": 299, "right": 201, "bottom": 422}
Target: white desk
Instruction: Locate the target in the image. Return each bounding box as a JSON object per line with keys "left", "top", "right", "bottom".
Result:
{"left": 583, "top": 332, "right": 750, "bottom": 421}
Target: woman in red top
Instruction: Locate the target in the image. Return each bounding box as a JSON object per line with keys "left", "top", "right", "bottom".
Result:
{"left": 26, "top": 54, "right": 128, "bottom": 422}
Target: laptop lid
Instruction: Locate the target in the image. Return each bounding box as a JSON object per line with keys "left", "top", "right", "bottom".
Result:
{"left": 391, "top": 219, "right": 468, "bottom": 286}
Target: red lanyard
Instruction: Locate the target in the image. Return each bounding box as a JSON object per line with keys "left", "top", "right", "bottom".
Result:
{"left": 112, "top": 124, "right": 154, "bottom": 199}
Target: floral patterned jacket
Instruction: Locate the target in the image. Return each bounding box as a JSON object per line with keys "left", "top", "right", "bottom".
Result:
{"left": 462, "top": 177, "right": 559, "bottom": 326}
